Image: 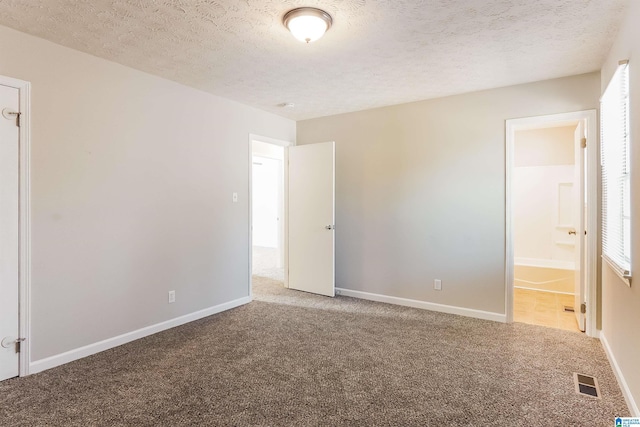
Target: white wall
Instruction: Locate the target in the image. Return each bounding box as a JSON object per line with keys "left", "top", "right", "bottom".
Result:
{"left": 252, "top": 140, "right": 285, "bottom": 160}
{"left": 252, "top": 155, "right": 282, "bottom": 248}
{"left": 514, "top": 126, "right": 575, "bottom": 167}
{"left": 0, "top": 25, "right": 295, "bottom": 363}
{"left": 513, "top": 166, "right": 575, "bottom": 265}
{"left": 599, "top": 0, "right": 640, "bottom": 415}
{"left": 297, "top": 73, "right": 599, "bottom": 316}
{"left": 513, "top": 126, "right": 576, "bottom": 268}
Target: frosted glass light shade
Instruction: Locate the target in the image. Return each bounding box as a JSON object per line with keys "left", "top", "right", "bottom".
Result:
{"left": 283, "top": 8, "right": 332, "bottom": 43}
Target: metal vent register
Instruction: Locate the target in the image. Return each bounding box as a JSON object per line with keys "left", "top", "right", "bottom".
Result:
{"left": 574, "top": 373, "right": 600, "bottom": 398}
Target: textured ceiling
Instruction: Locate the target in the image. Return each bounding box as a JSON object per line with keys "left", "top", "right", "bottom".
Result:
{"left": 0, "top": 0, "right": 628, "bottom": 120}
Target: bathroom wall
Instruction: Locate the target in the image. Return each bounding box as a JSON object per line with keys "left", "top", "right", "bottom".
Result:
{"left": 513, "top": 126, "right": 577, "bottom": 294}
{"left": 513, "top": 126, "right": 577, "bottom": 273}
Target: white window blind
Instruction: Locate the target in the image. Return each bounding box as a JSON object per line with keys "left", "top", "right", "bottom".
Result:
{"left": 600, "top": 60, "right": 631, "bottom": 280}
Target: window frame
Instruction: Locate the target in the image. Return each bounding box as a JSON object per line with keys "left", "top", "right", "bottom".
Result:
{"left": 600, "top": 60, "right": 632, "bottom": 285}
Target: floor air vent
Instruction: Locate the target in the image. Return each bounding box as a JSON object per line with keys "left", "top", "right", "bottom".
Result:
{"left": 574, "top": 373, "right": 600, "bottom": 398}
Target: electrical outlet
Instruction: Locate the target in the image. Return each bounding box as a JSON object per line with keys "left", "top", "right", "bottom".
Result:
{"left": 232, "top": 192, "right": 238, "bottom": 203}
{"left": 168, "top": 290, "right": 176, "bottom": 303}
{"left": 434, "top": 279, "right": 442, "bottom": 291}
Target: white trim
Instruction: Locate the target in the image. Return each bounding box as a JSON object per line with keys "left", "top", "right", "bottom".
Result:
{"left": 600, "top": 333, "right": 639, "bottom": 416}
{"left": 505, "top": 110, "right": 598, "bottom": 337}
{"left": 585, "top": 110, "right": 598, "bottom": 337}
{"left": 336, "top": 288, "right": 506, "bottom": 323}
{"left": 29, "top": 296, "right": 251, "bottom": 375}
{"left": 514, "top": 257, "right": 574, "bottom": 270}
{"left": 248, "top": 134, "right": 292, "bottom": 148}
{"left": 248, "top": 134, "right": 293, "bottom": 297}
{"left": 603, "top": 255, "right": 632, "bottom": 287}
{"left": 331, "top": 142, "right": 336, "bottom": 295}
{"left": 0, "top": 75, "right": 32, "bottom": 377}
{"left": 283, "top": 147, "right": 290, "bottom": 288}
{"left": 506, "top": 119, "right": 515, "bottom": 324}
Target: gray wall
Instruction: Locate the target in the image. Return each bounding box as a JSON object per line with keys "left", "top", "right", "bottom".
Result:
{"left": 0, "top": 25, "right": 295, "bottom": 362}
{"left": 297, "top": 73, "right": 600, "bottom": 315}
{"left": 600, "top": 0, "right": 640, "bottom": 414}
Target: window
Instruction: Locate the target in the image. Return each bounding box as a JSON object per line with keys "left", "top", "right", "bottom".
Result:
{"left": 601, "top": 60, "right": 631, "bottom": 283}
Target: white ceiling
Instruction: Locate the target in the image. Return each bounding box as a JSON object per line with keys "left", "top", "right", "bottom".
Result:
{"left": 0, "top": 0, "right": 628, "bottom": 121}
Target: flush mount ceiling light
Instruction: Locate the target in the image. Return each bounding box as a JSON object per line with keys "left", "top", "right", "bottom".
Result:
{"left": 283, "top": 7, "right": 332, "bottom": 43}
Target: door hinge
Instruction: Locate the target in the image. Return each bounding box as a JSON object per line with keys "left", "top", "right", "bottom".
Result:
{"left": 16, "top": 338, "right": 25, "bottom": 353}
{"left": 581, "top": 137, "right": 587, "bottom": 148}
{"left": 580, "top": 303, "right": 586, "bottom": 314}
{"left": 2, "top": 108, "right": 21, "bottom": 127}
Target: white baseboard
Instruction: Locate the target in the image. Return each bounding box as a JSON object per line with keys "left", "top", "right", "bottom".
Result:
{"left": 600, "top": 332, "right": 639, "bottom": 416}
{"left": 515, "top": 257, "right": 574, "bottom": 270}
{"left": 335, "top": 288, "right": 506, "bottom": 323}
{"left": 29, "top": 296, "right": 251, "bottom": 375}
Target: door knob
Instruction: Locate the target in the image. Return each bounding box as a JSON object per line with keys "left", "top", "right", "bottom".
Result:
{"left": 568, "top": 230, "right": 577, "bottom": 235}
{"left": 325, "top": 225, "right": 335, "bottom": 230}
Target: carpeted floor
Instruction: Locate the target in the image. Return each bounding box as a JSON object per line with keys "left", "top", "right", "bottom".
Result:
{"left": 0, "top": 276, "right": 630, "bottom": 426}
{"left": 252, "top": 246, "right": 284, "bottom": 282}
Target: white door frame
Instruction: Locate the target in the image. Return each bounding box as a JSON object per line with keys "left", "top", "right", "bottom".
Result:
{"left": 505, "top": 110, "right": 598, "bottom": 337}
{"left": 248, "top": 134, "right": 293, "bottom": 298}
{"left": 0, "top": 75, "right": 31, "bottom": 376}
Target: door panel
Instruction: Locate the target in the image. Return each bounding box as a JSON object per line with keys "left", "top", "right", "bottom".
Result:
{"left": 288, "top": 142, "right": 335, "bottom": 297}
{"left": 0, "top": 84, "right": 20, "bottom": 381}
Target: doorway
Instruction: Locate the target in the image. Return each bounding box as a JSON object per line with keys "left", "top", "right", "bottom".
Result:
{"left": 0, "top": 75, "right": 30, "bottom": 380}
{"left": 248, "top": 136, "right": 336, "bottom": 299}
{"left": 506, "top": 110, "right": 597, "bottom": 336}
{"left": 251, "top": 139, "right": 286, "bottom": 284}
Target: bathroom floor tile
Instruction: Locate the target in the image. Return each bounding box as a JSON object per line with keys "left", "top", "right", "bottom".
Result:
{"left": 514, "top": 288, "right": 581, "bottom": 333}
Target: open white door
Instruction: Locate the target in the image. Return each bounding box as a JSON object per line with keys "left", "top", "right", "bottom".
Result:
{"left": 0, "top": 84, "right": 20, "bottom": 380}
{"left": 288, "top": 142, "right": 335, "bottom": 297}
{"left": 573, "top": 121, "right": 586, "bottom": 331}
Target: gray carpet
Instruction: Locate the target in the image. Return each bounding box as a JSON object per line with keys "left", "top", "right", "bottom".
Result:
{"left": 0, "top": 276, "right": 630, "bottom": 426}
